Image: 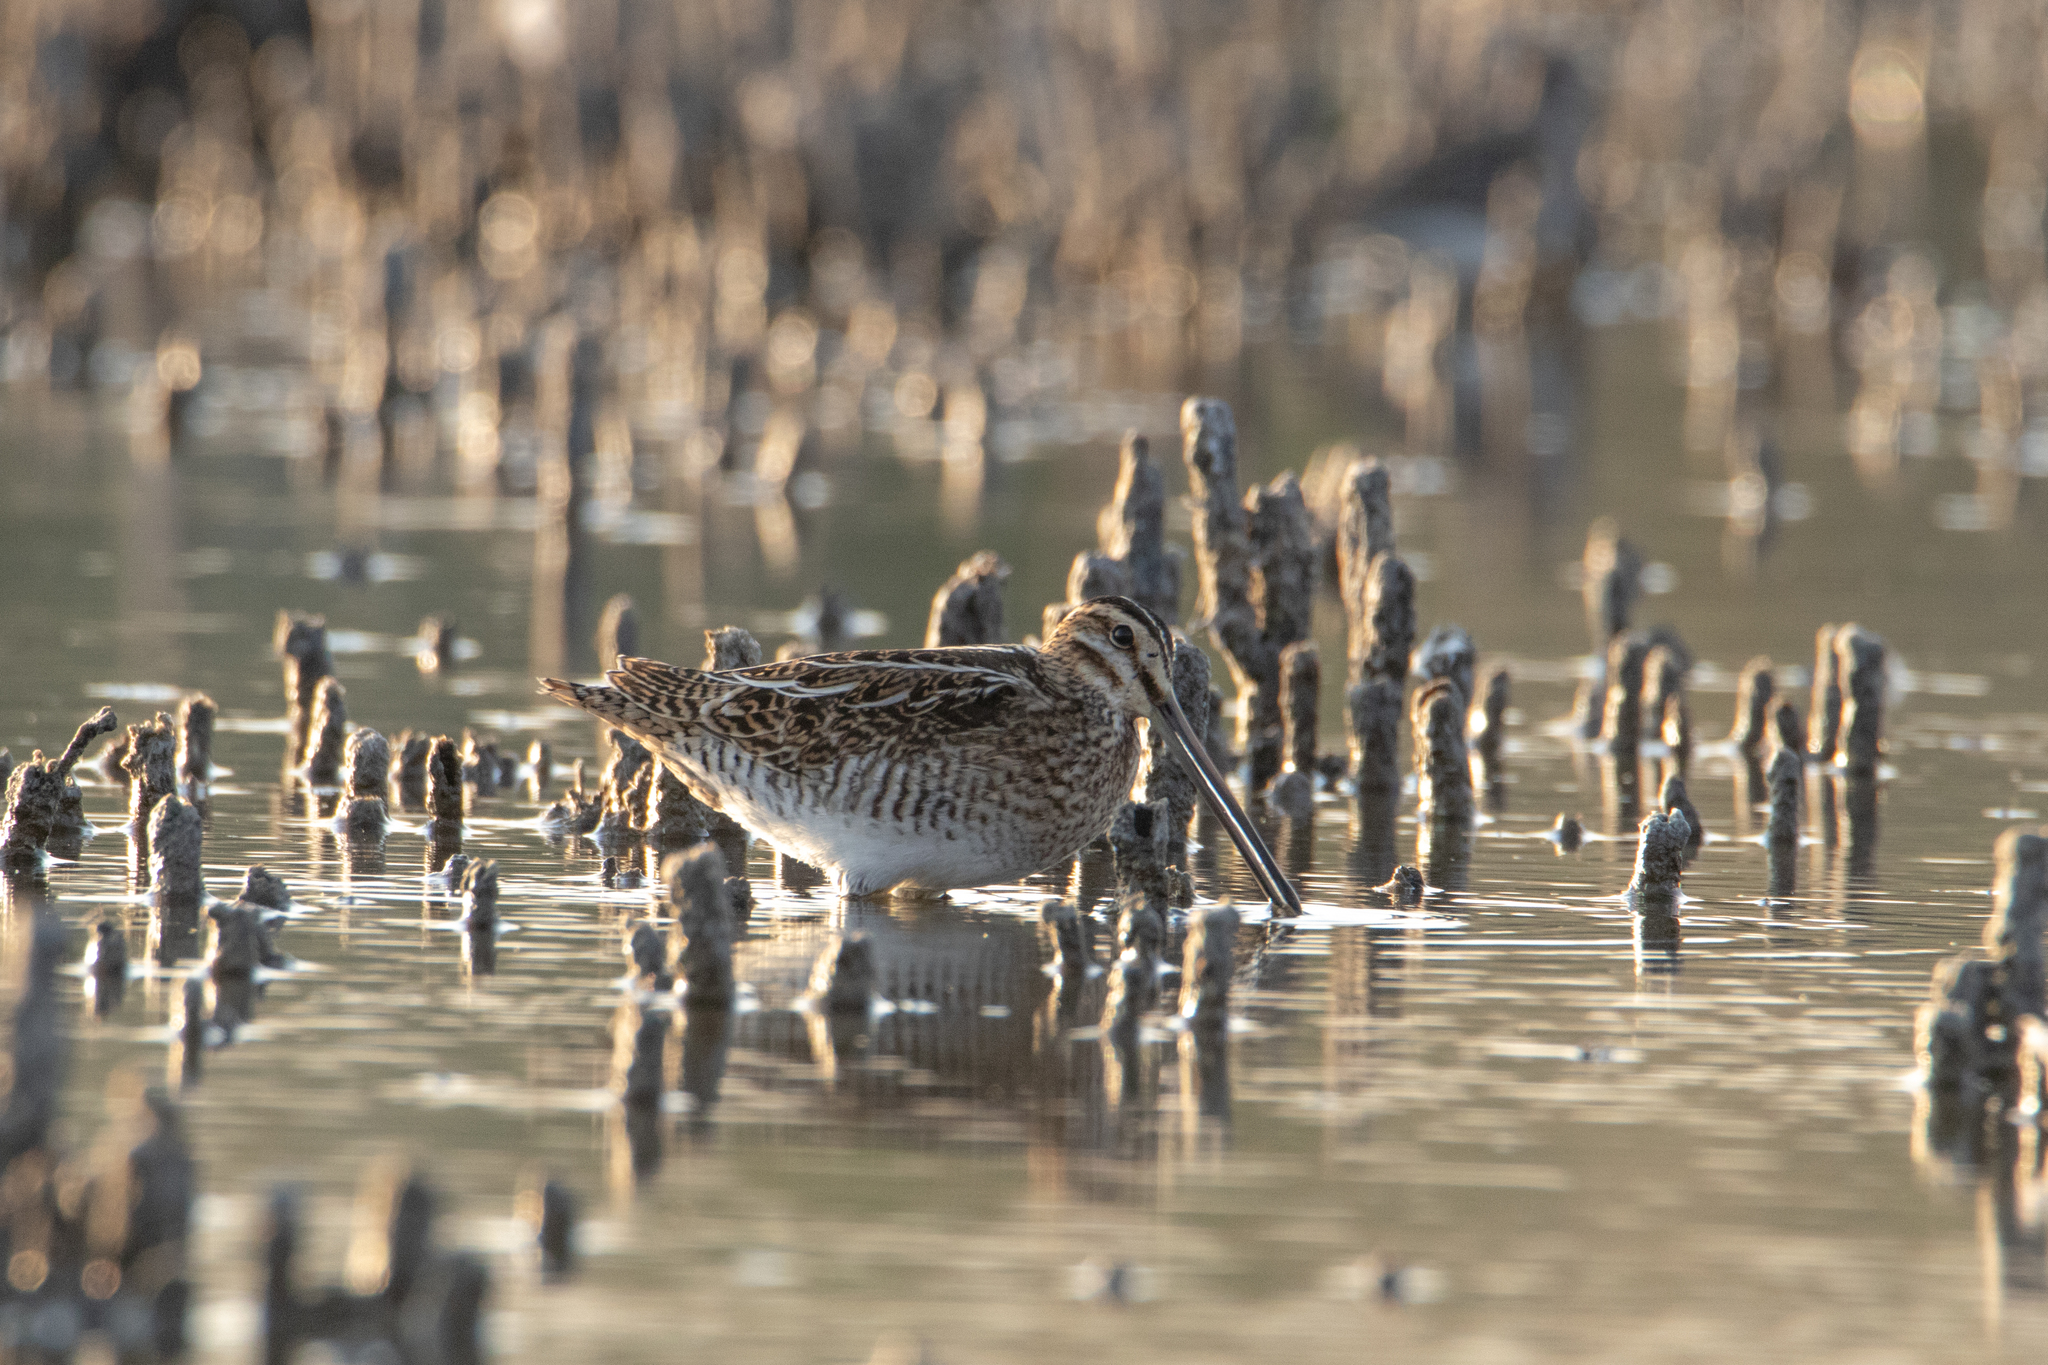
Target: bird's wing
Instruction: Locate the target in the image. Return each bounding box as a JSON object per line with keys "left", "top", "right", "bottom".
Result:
{"left": 541, "top": 648, "right": 1054, "bottom": 771}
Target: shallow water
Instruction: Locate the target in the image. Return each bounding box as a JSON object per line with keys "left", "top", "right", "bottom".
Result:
{"left": 3, "top": 325, "right": 2048, "bottom": 1362}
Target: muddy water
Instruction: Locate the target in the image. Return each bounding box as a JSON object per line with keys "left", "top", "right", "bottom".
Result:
{"left": 3, "top": 327, "right": 2047, "bottom": 1362}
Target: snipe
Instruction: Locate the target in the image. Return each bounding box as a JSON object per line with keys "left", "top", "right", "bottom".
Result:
{"left": 540, "top": 596, "right": 1300, "bottom": 908}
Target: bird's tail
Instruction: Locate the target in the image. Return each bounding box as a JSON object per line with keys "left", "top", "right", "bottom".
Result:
{"left": 537, "top": 677, "right": 683, "bottom": 745}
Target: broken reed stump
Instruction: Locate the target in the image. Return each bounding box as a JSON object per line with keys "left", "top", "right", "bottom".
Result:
{"left": 1469, "top": 666, "right": 1510, "bottom": 769}
{"left": 705, "top": 626, "right": 763, "bottom": 671}
{"left": 89, "top": 917, "right": 129, "bottom": 1014}
{"left": 646, "top": 765, "right": 713, "bottom": 857}
{"left": 148, "top": 795, "right": 205, "bottom": 904}
{"left": 299, "top": 679, "right": 348, "bottom": 786}
{"left": 1582, "top": 518, "right": 1643, "bottom": 654}
{"left": 1180, "top": 397, "right": 1315, "bottom": 793}
{"left": 1043, "top": 549, "right": 1130, "bottom": 635}
{"left": 1135, "top": 636, "right": 1212, "bottom": 874}
{"left": 1411, "top": 679, "right": 1474, "bottom": 828}
{"left": 263, "top": 1170, "right": 488, "bottom": 1365}
{"left": 341, "top": 728, "right": 392, "bottom": 837}
{"left": 1337, "top": 458, "right": 1396, "bottom": 592}
{"left": 526, "top": 739, "right": 552, "bottom": 799}
{"left": 596, "top": 593, "right": 639, "bottom": 672}
{"left": 1040, "top": 899, "right": 1094, "bottom": 975}
{"left": 2, "top": 708, "right": 118, "bottom": 866}
{"left": 592, "top": 734, "right": 652, "bottom": 852}
{"left": 1264, "top": 639, "right": 1320, "bottom": 819}
{"left": 456, "top": 860, "right": 498, "bottom": 933}
{"left": 425, "top": 736, "right": 465, "bottom": 828}
{"left": 625, "top": 920, "right": 672, "bottom": 991}
{"left": 1601, "top": 632, "right": 1653, "bottom": 756}
{"left": 1412, "top": 625, "right": 1476, "bottom": 707}
{"left": 461, "top": 730, "right": 507, "bottom": 795}
{"left": 1729, "top": 657, "right": 1775, "bottom": 753}
{"left": 1773, "top": 700, "right": 1807, "bottom": 757}
{"left": 1108, "top": 800, "right": 1174, "bottom": 961}
{"left": 1807, "top": 623, "right": 1842, "bottom": 763}
{"left": 1640, "top": 644, "right": 1687, "bottom": 761}
{"left": 1915, "top": 830, "right": 2048, "bottom": 1138}
{"left": 1627, "top": 808, "right": 1691, "bottom": 907}
{"left": 926, "top": 550, "right": 1009, "bottom": 647}
{"left": 1659, "top": 773, "right": 1703, "bottom": 860}
{"left": 392, "top": 732, "right": 431, "bottom": 808}
{"left": 0, "top": 907, "right": 196, "bottom": 1357}
{"left": 811, "top": 933, "right": 877, "bottom": 1015}
{"left": 1179, "top": 904, "right": 1239, "bottom": 1029}
{"left": 209, "top": 901, "right": 285, "bottom": 983}
{"left": 123, "top": 712, "right": 178, "bottom": 828}
{"left": 613, "top": 989, "right": 671, "bottom": 1112}
{"left": 521, "top": 1175, "right": 580, "bottom": 1282}
{"left": 1575, "top": 520, "right": 1643, "bottom": 737}
{"left": 1765, "top": 747, "right": 1802, "bottom": 897}
{"left": 1547, "top": 814, "right": 1585, "bottom": 854}
{"left": 666, "top": 844, "right": 737, "bottom": 1008}
{"left": 1341, "top": 551, "right": 1415, "bottom": 802}
{"left": 275, "top": 611, "right": 333, "bottom": 756}
{"left": 1984, "top": 828, "right": 2046, "bottom": 1029}
{"left": 1376, "top": 864, "right": 1427, "bottom": 905}
{"left": 1102, "top": 947, "right": 1157, "bottom": 1047}
{"left": 177, "top": 693, "right": 215, "bottom": 793}
{"left": 415, "top": 616, "right": 459, "bottom": 674}
{"left": 1832, "top": 625, "right": 1887, "bottom": 777}
{"left": 1660, "top": 691, "right": 1692, "bottom": 776}
{"left": 1097, "top": 431, "right": 1182, "bottom": 624}
{"left": 241, "top": 865, "right": 291, "bottom": 913}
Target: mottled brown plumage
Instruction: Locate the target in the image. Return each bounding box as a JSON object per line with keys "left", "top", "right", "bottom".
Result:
{"left": 540, "top": 597, "right": 1301, "bottom": 909}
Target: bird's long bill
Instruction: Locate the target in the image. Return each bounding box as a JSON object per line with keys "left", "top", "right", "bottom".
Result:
{"left": 1155, "top": 694, "right": 1304, "bottom": 916}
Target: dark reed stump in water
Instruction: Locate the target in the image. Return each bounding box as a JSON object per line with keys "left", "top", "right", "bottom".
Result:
{"left": 1179, "top": 904, "right": 1239, "bottom": 1030}
{"left": 1601, "top": 632, "right": 1652, "bottom": 759}
{"left": 341, "top": 728, "right": 391, "bottom": 837}
{"left": 667, "top": 844, "right": 737, "bottom": 1008}
{"left": 262, "top": 1168, "right": 487, "bottom": 1365}
{"left": 811, "top": 934, "right": 877, "bottom": 1015}
{"left": 926, "top": 550, "right": 1009, "bottom": 647}
{"left": 1040, "top": 899, "right": 1094, "bottom": 976}
{"left": 1764, "top": 747, "right": 1801, "bottom": 898}
{"left": 425, "top": 735, "right": 465, "bottom": 836}
{"left": 1832, "top": 625, "right": 1887, "bottom": 777}
{"left": 1729, "top": 657, "right": 1775, "bottom": 754}
{"left": 1411, "top": 679, "right": 1473, "bottom": 828}
{"left": 1470, "top": 666, "right": 1510, "bottom": 768}
{"left": 1097, "top": 431, "right": 1182, "bottom": 624}
{"left": 1805, "top": 622, "right": 1842, "bottom": 764}
{"left": 1180, "top": 397, "right": 1314, "bottom": 794}
{"left": 177, "top": 692, "right": 215, "bottom": 793}
{"left": 299, "top": 680, "right": 347, "bottom": 785}
{"left": 1136, "top": 636, "right": 1212, "bottom": 878}
{"left": 148, "top": 794, "right": 205, "bottom": 904}
{"left": 392, "top": 732, "right": 431, "bottom": 808}
{"left": 1659, "top": 773, "right": 1703, "bottom": 861}
{"left": 1342, "top": 551, "right": 1414, "bottom": 803}
{"left": 1412, "top": 625, "right": 1476, "bottom": 708}
{"left": 1108, "top": 800, "right": 1173, "bottom": 962}
{"left": 1264, "top": 639, "right": 1321, "bottom": 818}
{"left": 274, "top": 612, "right": 333, "bottom": 757}
{"left": 596, "top": 593, "right": 639, "bottom": 672}
{"left": 1627, "top": 809, "right": 1690, "bottom": 904}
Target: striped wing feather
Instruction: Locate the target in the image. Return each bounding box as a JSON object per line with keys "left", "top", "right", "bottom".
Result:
{"left": 583, "top": 650, "right": 1052, "bottom": 770}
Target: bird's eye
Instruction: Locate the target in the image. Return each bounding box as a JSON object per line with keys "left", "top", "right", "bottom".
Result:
{"left": 1110, "top": 624, "right": 1136, "bottom": 649}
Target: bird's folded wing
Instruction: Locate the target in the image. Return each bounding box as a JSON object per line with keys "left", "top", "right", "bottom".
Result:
{"left": 603, "top": 651, "right": 1050, "bottom": 769}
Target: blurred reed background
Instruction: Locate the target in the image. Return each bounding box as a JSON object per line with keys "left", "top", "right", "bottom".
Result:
{"left": 2, "top": 0, "right": 2044, "bottom": 623}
